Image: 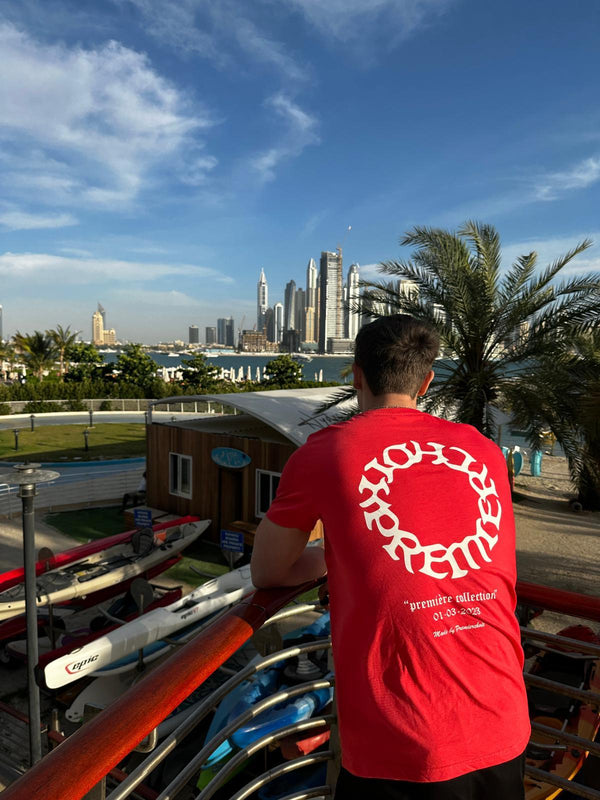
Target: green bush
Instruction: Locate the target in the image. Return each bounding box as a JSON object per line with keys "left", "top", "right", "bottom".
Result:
{"left": 22, "top": 400, "right": 64, "bottom": 413}
{"left": 99, "top": 399, "right": 113, "bottom": 411}
{"left": 0, "top": 402, "right": 11, "bottom": 415}
{"left": 66, "top": 399, "right": 87, "bottom": 411}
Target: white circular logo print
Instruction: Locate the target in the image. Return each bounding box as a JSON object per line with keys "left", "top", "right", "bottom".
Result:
{"left": 358, "top": 441, "right": 502, "bottom": 579}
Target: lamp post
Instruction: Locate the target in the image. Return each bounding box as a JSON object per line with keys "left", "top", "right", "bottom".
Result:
{"left": 88, "top": 409, "right": 94, "bottom": 427}
{"left": 0, "top": 463, "right": 60, "bottom": 765}
{"left": 30, "top": 414, "right": 35, "bottom": 432}
{"left": 13, "top": 429, "right": 19, "bottom": 451}
{"left": 83, "top": 429, "right": 89, "bottom": 451}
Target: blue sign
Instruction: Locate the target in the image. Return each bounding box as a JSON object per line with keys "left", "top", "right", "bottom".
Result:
{"left": 211, "top": 447, "right": 251, "bottom": 470}
{"left": 134, "top": 507, "right": 153, "bottom": 529}
{"left": 220, "top": 529, "right": 245, "bottom": 554}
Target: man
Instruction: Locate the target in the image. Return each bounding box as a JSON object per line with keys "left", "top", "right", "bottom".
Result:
{"left": 251, "top": 315, "right": 530, "bottom": 799}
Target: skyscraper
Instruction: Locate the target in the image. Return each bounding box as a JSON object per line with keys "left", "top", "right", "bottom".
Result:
{"left": 295, "top": 287, "right": 306, "bottom": 339}
{"left": 225, "top": 318, "right": 235, "bottom": 347}
{"left": 318, "top": 249, "right": 343, "bottom": 353}
{"left": 346, "top": 263, "right": 360, "bottom": 340}
{"left": 305, "top": 258, "right": 318, "bottom": 342}
{"left": 205, "top": 326, "right": 217, "bottom": 345}
{"left": 97, "top": 302, "right": 106, "bottom": 327}
{"left": 189, "top": 325, "right": 199, "bottom": 344}
{"left": 283, "top": 280, "right": 296, "bottom": 331}
{"left": 92, "top": 310, "right": 104, "bottom": 345}
{"left": 274, "top": 302, "right": 284, "bottom": 343}
{"left": 257, "top": 269, "right": 268, "bottom": 332}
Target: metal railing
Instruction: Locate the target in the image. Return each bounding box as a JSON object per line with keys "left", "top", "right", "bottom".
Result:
{"left": 1, "top": 580, "right": 599, "bottom": 800}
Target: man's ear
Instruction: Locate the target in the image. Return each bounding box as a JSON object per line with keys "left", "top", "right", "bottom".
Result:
{"left": 352, "top": 363, "right": 363, "bottom": 390}
{"left": 417, "top": 370, "right": 434, "bottom": 397}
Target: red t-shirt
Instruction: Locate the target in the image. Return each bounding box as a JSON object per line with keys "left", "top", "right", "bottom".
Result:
{"left": 266, "top": 407, "right": 530, "bottom": 782}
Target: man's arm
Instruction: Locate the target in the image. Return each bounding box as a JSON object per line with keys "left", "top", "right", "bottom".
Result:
{"left": 250, "top": 516, "right": 326, "bottom": 588}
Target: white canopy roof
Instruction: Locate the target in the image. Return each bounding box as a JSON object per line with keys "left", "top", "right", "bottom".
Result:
{"left": 149, "top": 387, "right": 356, "bottom": 446}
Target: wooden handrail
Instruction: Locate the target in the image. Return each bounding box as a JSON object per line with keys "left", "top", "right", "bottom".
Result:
{"left": 1, "top": 580, "right": 323, "bottom": 800}
{"left": 516, "top": 580, "right": 600, "bottom": 622}
{"left": 2, "top": 578, "right": 598, "bottom": 800}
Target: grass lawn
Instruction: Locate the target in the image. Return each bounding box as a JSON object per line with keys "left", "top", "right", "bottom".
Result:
{"left": 0, "top": 423, "right": 146, "bottom": 462}
{"left": 44, "top": 506, "right": 230, "bottom": 586}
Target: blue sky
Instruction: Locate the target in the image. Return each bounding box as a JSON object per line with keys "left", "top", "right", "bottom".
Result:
{"left": 1, "top": 0, "right": 599, "bottom": 343}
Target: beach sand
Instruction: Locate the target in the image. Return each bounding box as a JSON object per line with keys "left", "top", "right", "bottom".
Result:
{"left": 513, "top": 453, "right": 600, "bottom": 598}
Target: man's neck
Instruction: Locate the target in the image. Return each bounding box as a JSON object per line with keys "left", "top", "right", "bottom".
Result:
{"left": 361, "top": 393, "right": 417, "bottom": 412}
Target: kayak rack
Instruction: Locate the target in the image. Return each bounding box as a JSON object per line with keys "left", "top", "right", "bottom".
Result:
{"left": 1, "top": 581, "right": 599, "bottom": 800}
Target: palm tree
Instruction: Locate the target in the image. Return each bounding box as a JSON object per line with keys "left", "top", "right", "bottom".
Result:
{"left": 0, "top": 339, "right": 14, "bottom": 380}
{"left": 12, "top": 331, "right": 59, "bottom": 380}
{"left": 48, "top": 325, "right": 81, "bottom": 378}
{"left": 320, "top": 221, "right": 600, "bottom": 503}
{"left": 509, "top": 330, "right": 600, "bottom": 509}
{"left": 355, "top": 221, "right": 599, "bottom": 437}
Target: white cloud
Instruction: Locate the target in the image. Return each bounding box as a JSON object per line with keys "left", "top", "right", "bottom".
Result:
{"left": 534, "top": 156, "right": 600, "bottom": 201}
{"left": 0, "top": 22, "right": 216, "bottom": 207}
{"left": 249, "top": 93, "right": 319, "bottom": 182}
{"left": 123, "top": 0, "right": 308, "bottom": 81}
{"left": 357, "top": 262, "right": 382, "bottom": 279}
{"left": 0, "top": 252, "right": 234, "bottom": 284}
{"left": 502, "top": 233, "right": 600, "bottom": 276}
{"left": 112, "top": 288, "right": 204, "bottom": 306}
{"left": 0, "top": 210, "right": 78, "bottom": 230}
{"left": 285, "top": 0, "right": 454, "bottom": 47}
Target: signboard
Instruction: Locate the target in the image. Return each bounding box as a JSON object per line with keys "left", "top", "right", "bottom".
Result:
{"left": 211, "top": 447, "right": 251, "bottom": 470}
{"left": 220, "top": 529, "right": 245, "bottom": 554}
{"left": 133, "top": 507, "right": 153, "bottom": 529}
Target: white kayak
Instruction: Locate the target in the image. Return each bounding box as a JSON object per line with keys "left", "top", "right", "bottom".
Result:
{"left": 0, "top": 520, "right": 208, "bottom": 622}
{"left": 44, "top": 564, "right": 254, "bottom": 689}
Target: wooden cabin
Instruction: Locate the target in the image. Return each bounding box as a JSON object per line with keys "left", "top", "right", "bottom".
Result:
{"left": 145, "top": 388, "right": 348, "bottom": 545}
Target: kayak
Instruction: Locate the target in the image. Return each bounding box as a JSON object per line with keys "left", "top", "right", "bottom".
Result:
{"left": 4, "top": 584, "right": 182, "bottom": 670}
{"left": 44, "top": 564, "right": 254, "bottom": 689}
{"left": 0, "top": 519, "right": 207, "bottom": 622}
{"left": 524, "top": 624, "right": 600, "bottom": 800}
{"left": 0, "top": 515, "right": 201, "bottom": 594}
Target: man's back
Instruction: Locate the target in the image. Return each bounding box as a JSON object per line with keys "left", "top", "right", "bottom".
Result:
{"left": 267, "top": 407, "right": 530, "bottom": 782}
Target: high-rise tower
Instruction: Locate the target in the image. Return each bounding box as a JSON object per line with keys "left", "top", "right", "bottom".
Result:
{"left": 284, "top": 280, "right": 296, "bottom": 331}
{"left": 92, "top": 310, "right": 104, "bottom": 345}
{"left": 274, "top": 302, "right": 284, "bottom": 343}
{"left": 318, "top": 249, "right": 343, "bottom": 353}
{"left": 346, "top": 263, "right": 360, "bottom": 340}
{"left": 257, "top": 269, "right": 268, "bottom": 332}
{"left": 305, "top": 258, "right": 318, "bottom": 342}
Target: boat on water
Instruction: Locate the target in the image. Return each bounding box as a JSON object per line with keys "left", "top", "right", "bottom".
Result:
{"left": 0, "top": 519, "right": 208, "bottom": 622}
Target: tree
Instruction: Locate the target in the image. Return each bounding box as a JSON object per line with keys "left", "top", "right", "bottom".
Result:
{"left": 63, "top": 342, "right": 104, "bottom": 382}
{"left": 355, "top": 221, "right": 599, "bottom": 437}
{"left": 0, "top": 340, "right": 14, "bottom": 381}
{"left": 12, "top": 331, "right": 59, "bottom": 380}
{"left": 262, "top": 354, "right": 304, "bottom": 388}
{"left": 179, "top": 353, "right": 221, "bottom": 392}
{"left": 509, "top": 330, "right": 600, "bottom": 509}
{"left": 48, "top": 324, "right": 81, "bottom": 377}
{"left": 113, "top": 344, "right": 157, "bottom": 391}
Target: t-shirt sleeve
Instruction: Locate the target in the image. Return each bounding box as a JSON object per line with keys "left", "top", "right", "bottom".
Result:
{"left": 266, "top": 442, "right": 320, "bottom": 533}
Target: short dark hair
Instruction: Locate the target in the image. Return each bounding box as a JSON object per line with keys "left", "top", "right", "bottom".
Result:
{"left": 354, "top": 315, "right": 439, "bottom": 398}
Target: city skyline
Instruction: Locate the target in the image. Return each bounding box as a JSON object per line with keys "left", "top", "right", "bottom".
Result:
{"left": 0, "top": 1, "right": 599, "bottom": 342}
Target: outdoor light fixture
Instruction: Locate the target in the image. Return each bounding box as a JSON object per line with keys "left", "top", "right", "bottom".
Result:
{"left": 83, "top": 429, "right": 89, "bottom": 451}
{"left": 30, "top": 414, "right": 35, "bottom": 432}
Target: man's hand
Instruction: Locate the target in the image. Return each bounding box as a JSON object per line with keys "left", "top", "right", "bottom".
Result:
{"left": 251, "top": 516, "right": 326, "bottom": 588}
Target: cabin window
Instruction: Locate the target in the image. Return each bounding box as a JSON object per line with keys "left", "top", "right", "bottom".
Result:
{"left": 255, "top": 469, "right": 281, "bottom": 517}
{"left": 169, "top": 453, "right": 192, "bottom": 498}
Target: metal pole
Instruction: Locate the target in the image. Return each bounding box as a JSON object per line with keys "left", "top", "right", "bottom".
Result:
{"left": 13, "top": 429, "right": 19, "bottom": 450}
{"left": 89, "top": 409, "right": 94, "bottom": 427}
{"left": 20, "top": 481, "right": 42, "bottom": 765}
{"left": 30, "top": 414, "right": 35, "bottom": 432}
{"left": 0, "top": 463, "right": 60, "bottom": 767}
